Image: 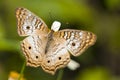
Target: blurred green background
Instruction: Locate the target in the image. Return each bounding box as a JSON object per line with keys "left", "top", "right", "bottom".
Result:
{"left": 0, "top": 0, "right": 120, "bottom": 80}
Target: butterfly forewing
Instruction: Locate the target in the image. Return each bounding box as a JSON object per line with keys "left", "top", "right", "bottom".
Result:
{"left": 16, "top": 8, "right": 49, "bottom": 36}
{"left": 53, "top": 29, "right": 97, "bottom": 56}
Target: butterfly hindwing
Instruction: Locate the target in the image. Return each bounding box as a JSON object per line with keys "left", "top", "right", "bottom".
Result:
{"left": 21, "top": 34, "right": 48, "bottom": 67}
{"left": 41, "top": 37, "right": 70, "bottom": 75}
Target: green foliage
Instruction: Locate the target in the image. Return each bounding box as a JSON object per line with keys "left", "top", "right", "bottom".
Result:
{"left": 76, "top": 67, "right": 111, "bottom": 80}
{"left": 105, "top": 0, "right": 120, "bottom": 10}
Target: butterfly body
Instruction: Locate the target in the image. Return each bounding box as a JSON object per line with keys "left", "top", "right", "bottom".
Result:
{"left": 16, "top": 7, "right": 96, "bottom": 75}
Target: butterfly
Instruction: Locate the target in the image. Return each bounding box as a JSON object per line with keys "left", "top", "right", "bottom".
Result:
{"left": 15, "top": 7, "right": 96, "bottom": 75}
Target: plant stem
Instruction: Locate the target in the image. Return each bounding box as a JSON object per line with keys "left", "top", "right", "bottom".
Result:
{"left": 18, "top": 61, "right": 26, "bottom": 80}
{"left": 56, "top": 69, "right": 64, "bottom": 80}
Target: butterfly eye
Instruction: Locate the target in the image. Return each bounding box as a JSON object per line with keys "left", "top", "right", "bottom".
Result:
{"left": 26, "top": 26, "right": 30, "bottom": 29}
{"left": 58, "top": 57, "right": 61, "bottom": 60}
{"left": 72, "top": 42, "right": 76, "bottom": 46}
{"left": 28, "top": 46, "right": 31, "bottom": 49}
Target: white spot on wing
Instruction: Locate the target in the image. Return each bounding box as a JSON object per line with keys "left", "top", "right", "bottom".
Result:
{"left": 37, "top": 22, "right": 42, "bottom": 29}
{"left": 70, "top": 32, "right": 75, "bottom": 40}
{"left": 70, "top": 35, "right": 74, "bottom": 40}
{"left": 79, "top": 32, "right": 83, "bottom": 36}
{"left": 79, "top": 32, "right": 83, "bottom": 39}
{"left": 26, "top": 13, "right": 31, "bottom": 19}
{"left": 32, "top": 18, "right": 36, "bottom": 29}
{"left": 64, "top": 32, "right": 68, "bottom": 39}
{"left": 28, "top": 13, "right": 31, "bottom": 17}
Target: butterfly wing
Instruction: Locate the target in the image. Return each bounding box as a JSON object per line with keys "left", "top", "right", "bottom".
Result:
{"left": 21, "top": 34, "right": 48, "bottom": 67}
{"left": 16, "top": 7, "right": 49, "bottom": 36}
{"left": 41, "top": 37, "right": 70, "bottom": 75}
{"left": 16, "top": 8, "right": 49, "bottom": 67}
{"left": 53, "top": 29, "right": 97, "bottom": 56}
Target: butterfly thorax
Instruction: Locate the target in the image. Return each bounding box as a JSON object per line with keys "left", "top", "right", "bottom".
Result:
{"left": 45, "top": 30, "right": 55, "bottom": 54}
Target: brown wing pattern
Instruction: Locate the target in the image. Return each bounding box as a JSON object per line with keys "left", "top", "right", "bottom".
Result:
{"left": 41, "top": 37, "right": 70, "bottom": 75}
{"left": 16, "top": 7, "right": 49, "bottom": 36}
{"left": 21, "top": 34, "right": 48, "bottom": 67}
{"left": 54, "top": 29, "right": 96, "bottom": 56}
